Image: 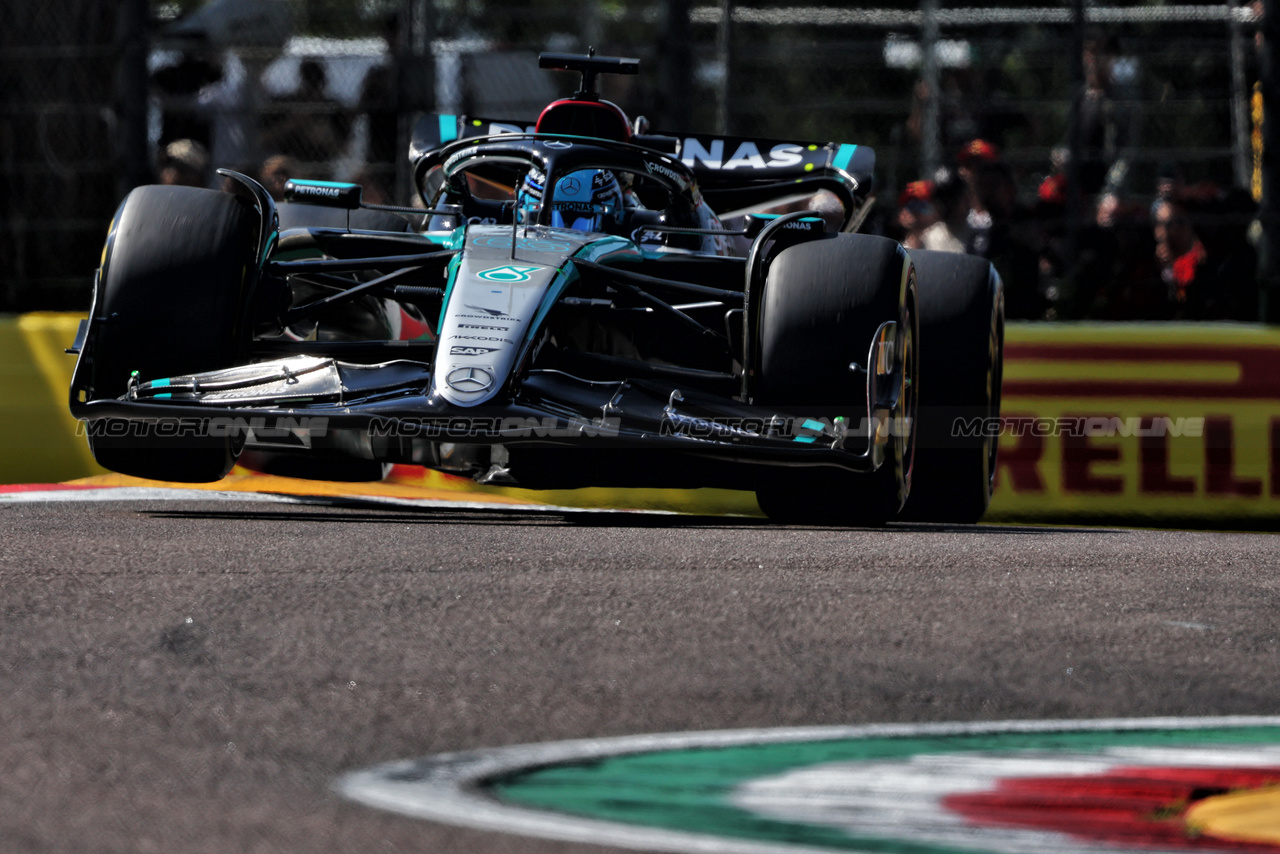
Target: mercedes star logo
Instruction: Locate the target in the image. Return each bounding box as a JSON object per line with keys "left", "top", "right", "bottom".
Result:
{"left": 543, "top": 140, "right": 573, "bottom": 149}
{"left": 560, "top": 176, "right": 581, "bottom": 194}
{"left": 446, "top": 365, "right": 495, "bottom": 394}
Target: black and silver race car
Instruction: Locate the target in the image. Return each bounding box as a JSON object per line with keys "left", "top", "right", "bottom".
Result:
{"left": 69, "top": 51, "right": 1003, "bottom": 525}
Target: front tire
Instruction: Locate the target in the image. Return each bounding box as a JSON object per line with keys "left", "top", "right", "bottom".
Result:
{"left": 753, "top": 234, "right": 917, "bottom": 526}
{"left": 86, "top": 185, "right": 258, "bottom": 482}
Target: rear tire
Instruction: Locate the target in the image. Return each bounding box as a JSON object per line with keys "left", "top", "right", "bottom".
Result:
{"left": 899, "top": 250, "right": 1004, "bottom": 524}
{"left": 87, "top": 185, "right": 258, "bottom": 482}
{"left": 753, "top": 234, "right": 917, "bottom": 526}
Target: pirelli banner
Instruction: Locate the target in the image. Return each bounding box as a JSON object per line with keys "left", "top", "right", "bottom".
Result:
{"left": 986, "top": 322, "right": 1280, "bottom": 523}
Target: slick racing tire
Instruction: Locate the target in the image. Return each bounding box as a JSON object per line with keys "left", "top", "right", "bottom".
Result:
{"left": 899, "top": 250, "right": 1004, "bottom": 524}
{"left": 87, "top": 185, "right": 258, "bottom": 482}
{"left": 754, "top": 233, "right": 918, "bottom": 526}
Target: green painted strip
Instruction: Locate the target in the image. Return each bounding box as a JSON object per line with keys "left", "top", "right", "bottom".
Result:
{"left": 491, "top": 726, "right": 1280, "bottom": 854}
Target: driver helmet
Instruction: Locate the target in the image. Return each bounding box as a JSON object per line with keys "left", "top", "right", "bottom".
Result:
{"left": 517, "top": 168, "right": 623, "bottom": 233}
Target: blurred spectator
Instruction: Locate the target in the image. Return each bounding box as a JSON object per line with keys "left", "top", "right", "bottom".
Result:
{"left": 1078, "top": 28, "right": 1137, "bottom": 197}
{"left": 909, "top": 70, "right": 982, "bottom": 156}
{"left": 921, "top": 166, "right": 971, "bottom": 253}
{"left": 351, "top": 64, "right": 398, "bottom": 202}
{"left": 895, "top": 180, "right": 936, "bottom": 249}
{"left": 908, "top": 66, "right": 1031, "bottom": 158}
{"left": 1144, "top": 165, "right": 1258, "bottom": 320}
{"left": 156, "top": 139, "right": 210, "bottom": 187}
{"left": 1075, "top": 191, "right": 1162, "bottom": 319}
{"left": 259, "top": 154, "right": 295, "bottom": 202}
{"left": 1151, "top": 161, "right": 1186, "bottom": 218}
{"left": 349, "top": 14, "right": 403, "bottom": 202}
{"left": 969, "top": 160, "right": 1046, "bottom": 319}
{"left": 351, "top": 167, "right": 390, "bottom": 206}
{"left": 151, "top": 51, "right": 222, "bottom": 150}
{"left": 957, "top": 138, "right": 1001, "bottom": 234}
{"left": 196, "top": 52, "right": 257, "bottom": 178}
{"left": 261, "top": 58, "right": 351, "bottom": 169}
{"left": 1153, "top": 199, "right": 1216, "bottom": 317}
{"left": 1037, "top": 172, "right": 1068, "bottom": 210}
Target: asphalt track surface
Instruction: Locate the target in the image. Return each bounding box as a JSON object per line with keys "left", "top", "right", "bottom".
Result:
{"left": 4, "top": 493, "right": 1280, "bottom": 854}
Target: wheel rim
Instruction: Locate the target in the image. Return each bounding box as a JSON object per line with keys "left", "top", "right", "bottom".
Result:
{"left": 983, "top": 303, "right": 1005, "bottom": 498}
{"left": 896, "top": 296, "right": 917, "bottom": 504}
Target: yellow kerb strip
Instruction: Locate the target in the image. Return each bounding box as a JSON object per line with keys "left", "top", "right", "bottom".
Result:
{"left": 1004, "top": 360, "right": 1242, "bottom": 383}
{"left": 1184, "top": 787, "right": 1280, "bottom": 845}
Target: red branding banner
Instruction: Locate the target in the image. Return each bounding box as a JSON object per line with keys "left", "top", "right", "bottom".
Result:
{"left": 989, "top": 323, "right": 1280, "bottom": 520}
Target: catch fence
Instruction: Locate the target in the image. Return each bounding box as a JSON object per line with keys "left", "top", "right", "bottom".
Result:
{"left": 1, "top": 0, "right": 1262, "bottom": 320}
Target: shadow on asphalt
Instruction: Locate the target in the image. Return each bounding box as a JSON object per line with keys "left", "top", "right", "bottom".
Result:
{"left": 140, "top": 496, "right": 1121, "bottom": 535}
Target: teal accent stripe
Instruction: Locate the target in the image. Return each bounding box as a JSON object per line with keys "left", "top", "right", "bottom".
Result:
{"left": 833, "top": 144, "right": 858, "bottom": 172}
{"left": 440, "top": 114, "right": 458, "bottom": 143}
{"left": 260, "top": 229, "right": 278, "bottom": 267}
{"left": 792, "top": 436, "right": 816, "bottom": 444}
{"left": 436, "top": 251, "right": 465, "bottom": 332}
{"left": 801, "top": 419, "right": 825, "bottom": 432}
{"left": 152, "top": 378, "right": 170, "bottom": 388}
{"left": 291, "top": 179, "right": 356, "bottom": 189}
{"left": 154, "top": 393, "right": 171, "bottom": 399}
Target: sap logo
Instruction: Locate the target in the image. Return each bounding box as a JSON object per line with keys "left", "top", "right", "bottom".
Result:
{"left": 449, "top": 345, "right": 498, "bottom": 356}
{"left": 681, "top": 139, "right": 805, "bottom": 170}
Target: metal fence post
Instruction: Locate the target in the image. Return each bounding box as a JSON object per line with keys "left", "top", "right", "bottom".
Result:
{"left": 920, "top": 0, "right": 940, "bottom": 178}
{"left": 1233, "top": 0, "right": 1253, "bottom": 189}
{"left": 1261, "top": 0, "right": 1280, "bottom": 321}
{"left": 716, "top": 0, "right": 732, "bottom": 136}
{"left": 660, "top": 0, "right": 693, "bottom": 132}
{"left": 115, "top": 0, "right": 151, "bottom": 198}
{"left": 1064, "top": 0, "right": 1086, "bottom": 311}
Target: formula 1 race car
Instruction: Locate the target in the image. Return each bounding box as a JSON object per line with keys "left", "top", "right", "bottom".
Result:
{"left": 68, "top": 51, "right": 1003, "bottom": 525}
